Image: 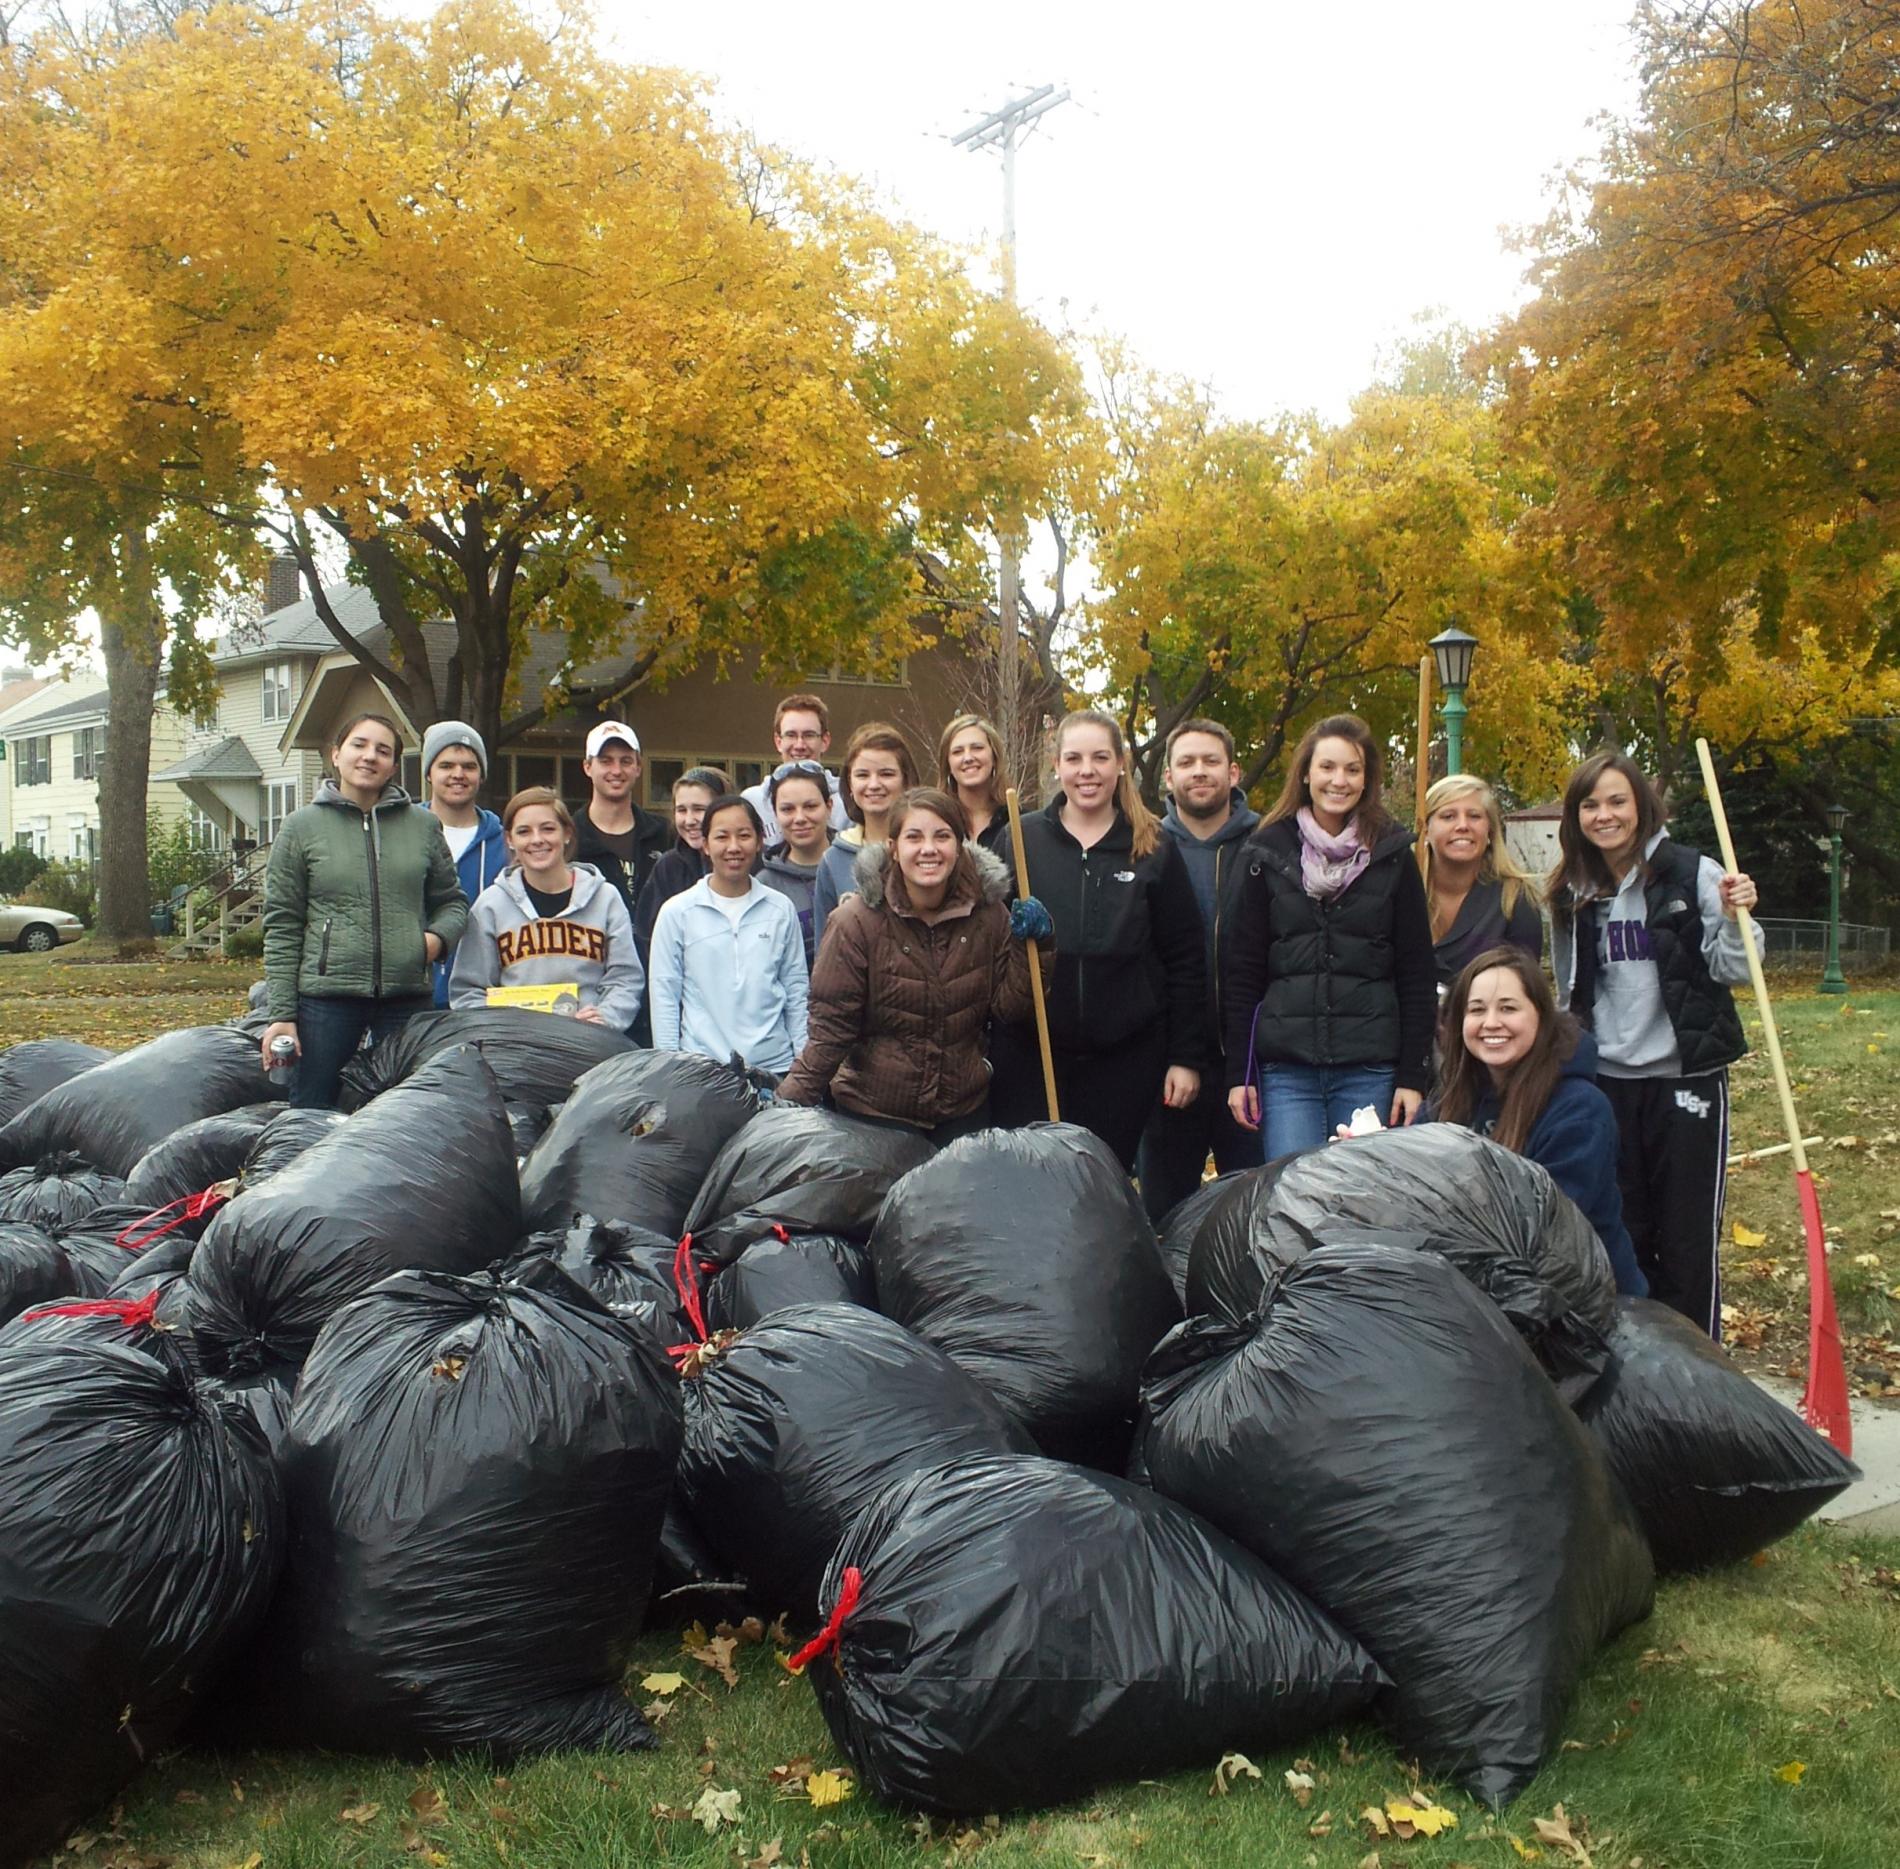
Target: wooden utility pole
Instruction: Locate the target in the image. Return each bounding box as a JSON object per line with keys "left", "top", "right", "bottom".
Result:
{"left": 954, "top": 85, "right": 1069, "bottom": 786}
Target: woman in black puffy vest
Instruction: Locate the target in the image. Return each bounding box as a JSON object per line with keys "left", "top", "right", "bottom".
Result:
{"left": 1547, "top": 751, "right": 1757, "bottom": 1339}
{"left": 1222, "top": 714, "right": 1436, "bottom": 1159}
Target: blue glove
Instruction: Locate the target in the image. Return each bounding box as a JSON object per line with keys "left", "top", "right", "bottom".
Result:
{"left": 1010, "top": 895, "right": 1053, "bottom": 943}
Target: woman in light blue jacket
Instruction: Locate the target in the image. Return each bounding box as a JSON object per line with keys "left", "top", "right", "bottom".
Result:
{"left": 648, "top": 796, "right": 809, "bottom": 1075}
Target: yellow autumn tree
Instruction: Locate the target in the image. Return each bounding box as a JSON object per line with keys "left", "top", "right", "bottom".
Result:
{"left": 0, "top": 0, "right": 1095, "bottom": 770}
{"left": 1085, "top": 347, "right": 1585, "bottom": 805}
{"left": 1491, "top": 0, "right": 1900, "bottom": 787}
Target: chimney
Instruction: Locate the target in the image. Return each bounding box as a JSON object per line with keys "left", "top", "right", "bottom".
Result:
{"left": 264, "top": 552, "right": 302, "bottom": 615}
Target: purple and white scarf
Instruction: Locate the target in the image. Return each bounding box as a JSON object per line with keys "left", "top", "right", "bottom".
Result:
{"left": 1296, "top": 807, "right": 1370, "bottom": 902}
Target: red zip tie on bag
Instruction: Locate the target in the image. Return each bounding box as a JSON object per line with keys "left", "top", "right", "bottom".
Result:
{"left": 114, "top": 1180, "right": 234, "bottom": 1254}
{"left": 22, "top": 1289, "right": 162, "bottom": 1329}
{"left": 782, "top": 1566, "right": 862, "bottom": 1676}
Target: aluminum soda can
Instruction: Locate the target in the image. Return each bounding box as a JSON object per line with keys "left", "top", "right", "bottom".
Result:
{"left": 267, "top": 1035, "right": 297, "bottom": 1087}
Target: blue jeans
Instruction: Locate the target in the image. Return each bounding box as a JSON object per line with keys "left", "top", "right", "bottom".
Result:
{"left": 1260, "top": 1062, "right": 1396, "bottom": 1160}
{"left": 292, "top": 994, "right": 429, "bottom": 1109}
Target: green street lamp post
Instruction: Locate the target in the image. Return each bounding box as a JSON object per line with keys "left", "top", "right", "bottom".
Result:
{"left": 1429, "top": 625, "right": 1480, "bottom": 776}
{"left": 1819, "top": 802, "right": 1849, "bottom": 996}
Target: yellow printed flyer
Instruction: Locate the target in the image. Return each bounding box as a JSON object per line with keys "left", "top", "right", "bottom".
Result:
{"left": 485, "top": 982, "right": 582, "bottom": 1016}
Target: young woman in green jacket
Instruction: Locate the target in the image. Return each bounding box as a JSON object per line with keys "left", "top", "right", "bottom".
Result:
{"left": 259, "top": 712, "right": 469, "bottom": 1108}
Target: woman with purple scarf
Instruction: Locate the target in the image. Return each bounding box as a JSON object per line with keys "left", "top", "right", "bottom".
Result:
{"left": 1222, "top": 714, "right": 1437, "bottom": 1159}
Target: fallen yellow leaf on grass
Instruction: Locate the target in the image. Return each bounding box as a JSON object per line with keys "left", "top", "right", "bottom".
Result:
{"left": 806, "top": 1770, "right": 853, "bottom": 1808}
{"left": 1387, "top": 1797, "right": 1458, "bottom": 1838}
{"left": 640, "top": 1671, "right": 687, "bottom": 1695}
{"left": 1209, "top": 1751, "right": 1261, "bottom": 1796}
{"left": 338, "top": 1803, "right": 381, "bottom": 1824}
{"left": 1509, "top": 1837, "right": 1543, "bottom": 1861}
{"left": 1775, "top": 1760, "right": 1807, "bottom": 1784}
{"left": 691, "top": 1785, "right": 741, "bottom": 1833}
{"left": 1532, "top": 1804, "right": 1594, "bottom": 1865}
{"left": 1732, "top": 1221, "right": 1767, "bottom": 1247}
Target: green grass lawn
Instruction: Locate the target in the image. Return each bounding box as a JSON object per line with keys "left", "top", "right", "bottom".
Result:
{"left": 7, "top": 961, "right": 1898, "bottom": 1868}
{"left": 68, "top": 1527, "right": 1900, "bottom": 1869}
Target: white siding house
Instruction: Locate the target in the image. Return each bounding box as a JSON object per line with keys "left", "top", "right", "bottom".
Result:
{"left": 0, "top": 678, "right": 188, "bottom": 865}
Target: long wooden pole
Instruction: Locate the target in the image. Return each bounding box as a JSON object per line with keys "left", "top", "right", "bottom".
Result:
{"left": 1004, "top": 786, "right": 1061, "bottom": 1121}
{"left": 1414, "top": 654, "right": 1432, "bottom": 875}
{"left": 1694, "top": 737, "right": 1851, "bottom": 1453}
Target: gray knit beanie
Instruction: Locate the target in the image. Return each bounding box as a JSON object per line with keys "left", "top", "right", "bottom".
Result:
{"left": 422, "top": 720, "right": 487, "bottom": 780}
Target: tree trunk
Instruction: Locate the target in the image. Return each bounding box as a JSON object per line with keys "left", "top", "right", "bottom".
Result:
{"left": 95, "top": 532, "right": 162, "bottom": 947}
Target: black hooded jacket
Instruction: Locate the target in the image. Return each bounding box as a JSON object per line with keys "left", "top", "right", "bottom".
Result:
{"left": 1002, "top": 798, "right": 1208, "bottom": 1067}
{"left": 1220, "top": 816, "right": 1437, "bottom": 1090}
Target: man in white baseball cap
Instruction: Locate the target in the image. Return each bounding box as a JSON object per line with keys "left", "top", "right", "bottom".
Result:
{"left": 573, "top": 722, "right": 670, "bottom": 951}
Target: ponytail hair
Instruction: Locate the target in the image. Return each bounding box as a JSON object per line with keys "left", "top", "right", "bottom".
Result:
{"left": 1053, "top": 709, "right": 1158, "bottom": 860}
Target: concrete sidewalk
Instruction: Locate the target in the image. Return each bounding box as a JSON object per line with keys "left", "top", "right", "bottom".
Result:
{"left": 1757, "top": 1380, "right": 1900, "bottom": 1536}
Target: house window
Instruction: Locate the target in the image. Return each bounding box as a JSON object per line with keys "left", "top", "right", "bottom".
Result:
{"left": 263, "top": 779, "right": 297, "bottom": 844}
{"left": 194, "top": 699, "right": 220, "bottom": 732}
{"left": 14, "top": 736, "right": 51, "bottom": 786}
{"left": 187, "top": 805, "right": 224, "bottom": 853}
{"left": 260, "top": 661, "right": 297, "bottom": 724}
{"left": 68, "top": 817, "right": 95, "bottom": 863}
{"left": 510, "top": 754, "right": 559, "bottom": 795}
{"left": 72, "top": 724, "right": 106, "bottom": 781}
{"left": 643, "top": 756, "right": 767, "bottom": 803}
{"left": 808, "top": 656, "right": 908, "bottom": 688}
{"left": 19, "top": 820, "right": 49, "bottom": 858}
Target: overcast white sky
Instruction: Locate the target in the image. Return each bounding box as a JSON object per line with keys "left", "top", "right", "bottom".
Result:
{"left": 605, "top": 0, "right": 1643, "bottom": 421}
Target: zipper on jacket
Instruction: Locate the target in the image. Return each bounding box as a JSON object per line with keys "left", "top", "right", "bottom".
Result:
{"left": 364, "top": 810, "right": 383, "bottom": 999}
{"left": 317, "top": 918, "right": 333, "bottom": 977}
{"left": 1077, "top": 846, "right": 1091, "bottom": 1030}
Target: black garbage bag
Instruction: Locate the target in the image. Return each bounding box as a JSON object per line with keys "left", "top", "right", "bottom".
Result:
{"left": 1155, "top": 1170, "right": 1251, "bottom": 1306}
{"left": 648, "top": 1496, "right": 752, "bottom": 1624}
{"left": 679, "top": 1304, "right": 1036, "bottom": 1620}
{"left": 337, "top": 1007, "right": 633, "bottom": 1113}
{"left": 46, "top": 1202, "right": 156, "bottom": 1295}
{"left": 123, "top": 1105, "right": 282, "bottom": 1212}
{"left": 0, "top": 1026, "right": 280, "bottom": 1178}
{"left": 1143, "top": 1245, "right": 1654, "bottom": 1807}
{"left": 108, "top": 1230, "right": 197, "bottom": 1299}
{"left": 505, "top": 1101, "right": 553, "bottom": 1158}
{"left": 1185, "top": 1130, "right": 1615, "bottom": 1398}
{"left": 189, "top": 1047, "right": 521, "bottom": 1374}
{"left": 243, "top": 1261, "right": 681, "bottom": 1758}
{"left": 1580, "top": 1297, "right": 1862, "bottom": 1571}
{"left": 0, "top": 1223, "right": 78, "bottom": 1326}
{"left": 519, "top": 1050, "right": 757, "bottom": 1238}
{"left": 0, "top": 1150, "right": 125, "bottom": 1231}
{"left": 800, "top": 1452, "right": 1386, "bottom": 1814}
{"left": 870, "top": 1124, "right": 1180, "bottom": 1468}
{"left": 237, "top": 1106, "right": 348, "bottom": 1186}
{"left": 506, "top": 1215, "right": 681, "bottom": 1337}
{"left": 0, "top": 1331, "right": 282, "bottom": 1868}
{"left": 706, "top": 1231, "right": 876, "bottom": 1332}
{"left": 682, "top": 1106, "right": 934, "bottom": 1267}
{"left": 0, "top": 1038, "right": 111, "bottom": 1128}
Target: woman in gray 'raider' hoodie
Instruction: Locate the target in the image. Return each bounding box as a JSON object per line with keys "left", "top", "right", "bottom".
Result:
{"left": 448, "top": 788, "right": 645, "bottom": 1032}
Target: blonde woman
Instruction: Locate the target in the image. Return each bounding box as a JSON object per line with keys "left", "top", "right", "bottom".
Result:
{"left": 992, "top": 709, "right": 1206, "bottom": 1169}
{"left": 1420, "top": 774, "right": 1543, "bottom": 989}
{"left": 937, "top": 712, "right": 1011, "bottom": 854}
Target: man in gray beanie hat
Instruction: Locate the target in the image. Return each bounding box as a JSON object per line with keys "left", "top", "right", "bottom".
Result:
{"left": 422, "top": 721, "right": 507, "bottom": 1006}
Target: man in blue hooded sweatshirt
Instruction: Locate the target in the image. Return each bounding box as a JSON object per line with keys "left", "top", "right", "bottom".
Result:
{"left": 423, "top": 720, "right": 507, "bottom": 1007}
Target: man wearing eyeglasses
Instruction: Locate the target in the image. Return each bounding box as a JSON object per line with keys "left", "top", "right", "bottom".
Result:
{"left": 742, "top": 693, "right": 850, "bottom": 847}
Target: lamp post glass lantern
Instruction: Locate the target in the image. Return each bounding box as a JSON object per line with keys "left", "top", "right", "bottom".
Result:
{"left": 1428, "top": 626, "right": 1480, "bottom": 776}
{"left": 1820, "top": 804, "right": 1849, "bottom": 994}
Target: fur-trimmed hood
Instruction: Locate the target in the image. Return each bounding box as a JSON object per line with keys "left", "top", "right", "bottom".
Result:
{"left": 852, "top": 837, "right": 1012, "bottom": 912}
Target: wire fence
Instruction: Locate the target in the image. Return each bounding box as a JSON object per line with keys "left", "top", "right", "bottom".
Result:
{"left": 1752, "top": 917, "right": 1891, "bottom": 972}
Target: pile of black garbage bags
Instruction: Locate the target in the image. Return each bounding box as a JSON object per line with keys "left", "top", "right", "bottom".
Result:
{"left": 0, "top": 1019, "right": 1863, "bottom": 1863}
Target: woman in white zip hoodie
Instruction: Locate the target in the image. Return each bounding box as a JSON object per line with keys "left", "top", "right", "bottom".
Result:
{"left": 448, "top": 788, "right": 646, "bottom": 1031}
{"left": 649, "top": 795, "right": 809, "bottom": 1075}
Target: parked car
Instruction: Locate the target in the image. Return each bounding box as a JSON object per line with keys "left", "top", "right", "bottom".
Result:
{"left": 0, "top": 902, "right": 85, "bottom": 952}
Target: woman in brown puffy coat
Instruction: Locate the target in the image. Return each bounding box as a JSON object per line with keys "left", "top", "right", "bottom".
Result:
{"left": 777, "top": 788, "right": 1052, "bottom": 1145}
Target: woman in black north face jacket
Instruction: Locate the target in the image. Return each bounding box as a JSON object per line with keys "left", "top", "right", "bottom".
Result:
{"left": 1222, "top": 714, "right": 1436, "bottom": 1159}
{"left": 994, "top": 710, "right": 1207, "bottom": 1169}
